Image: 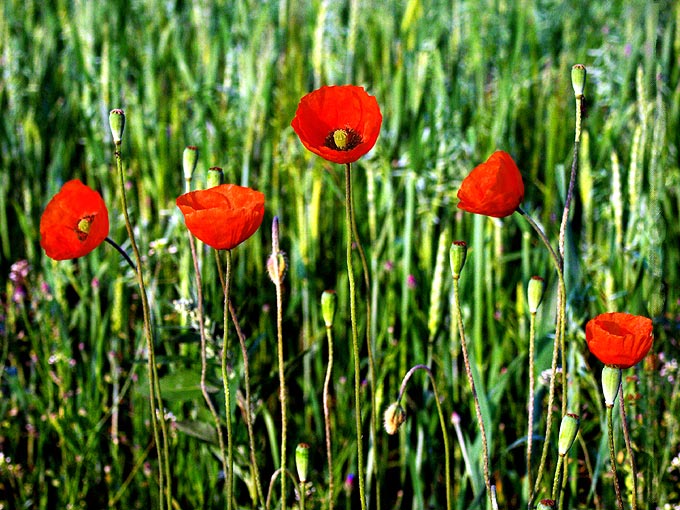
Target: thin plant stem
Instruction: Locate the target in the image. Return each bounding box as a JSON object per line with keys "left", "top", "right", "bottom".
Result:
{"left": 104, "top": 236, "right": 136, "bottom": 271}
{"left": 349, "top": 191, "right": 380, "bottom": 510}
{"left": 527, "top": 310, "right": 537, "bottom": 494}
{"left": 323, "top": 324, "right": 335, "bottom": 510}
{"left": 607, "top": 405, "right": 625, "bottom": 510}
{"left": 396, "top": 364, "right": 451, "bottom": 510}
{"left": 518, "top": 207, "right": 567, "bottom": 506}
{"left": 114, "top": 141, "right": 171, "bottom": 510}
{"left": 619, "top": 384, "right": 638, "bottom": 510}
{"left": 551, "top": 455, "right": 564, "bottom": 503}
{"left": 187, "top": 233, "right": 229, "bottom": 504}
{"left": 344, "top": 162, "right": 366, "bottom": 510}
{"left": 229, "top": 300, "right": 265, "bottom": 507}
{"left": 452, "top": 275, "right": 491, "bottom": 500}
{"left": 300, "top": 480, "right": 306, "bottom": 510}
{"left": 265, "top": 469, "right": 298, "bottom": 510}
{"left": 216, "top": 249, "right": 234, "bottom": 510}
{"left": 270, "top": 218, "right": 289, "bottom": 510}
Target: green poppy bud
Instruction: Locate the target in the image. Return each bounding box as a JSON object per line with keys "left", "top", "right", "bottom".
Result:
{"left": 449, "top": 241, "right": 468, "bottom": 280}
{"left": 602, "top": 365, "right": 622, "bottom": 407}
{"left": 183, "top": 146, "right": 199, "bottom": 183}
{"left": 557, "top": 413, "right": 580, "bottom": 456}
{"left": 206, "top": 167, "right": 224, "bottom": 189}
{"left": 109, "top": 109, "right": 125, "bottom": 145}
{"left": 321, "top": 290, "right": 337, "bottom": 328}
{"left": 527, "top": 276, "right": 545, "bottom": 314}
{"left": 571, "top": 64, "right": 587, "bottom": 98}
{"left": 295, "top": 442, "right": 310, "bottom": 483}
{"left": 536, "top": 499, "right": 555, "bottom": 510}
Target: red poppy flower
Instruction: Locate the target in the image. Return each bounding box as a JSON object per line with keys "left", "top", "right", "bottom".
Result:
{"left": 40, "top": 179, "right": 110, "bottom": 260}
{"left": 176, "top": 184, "right": 265, "bottom": 250}
{"left": 291, "top": 85, "right": 382, "bottom": 164}
{"left": 456, "top": 150, "right": 524, "bottom": 218}
{"left": 585, "top": 312, "right": 653, "bottom": 369}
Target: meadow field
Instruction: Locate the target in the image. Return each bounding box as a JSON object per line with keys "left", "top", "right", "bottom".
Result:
{"left": 1, "top": 0, "right": 680, "bottom": 508}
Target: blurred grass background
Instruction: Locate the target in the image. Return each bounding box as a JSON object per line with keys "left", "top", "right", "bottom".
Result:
{"left": 1, "top": 0, "right": 680, "bottom": 508}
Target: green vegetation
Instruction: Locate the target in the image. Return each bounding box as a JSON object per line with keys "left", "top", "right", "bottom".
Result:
{"left": 1, "top": 0, "right": 679, "bottom": 508}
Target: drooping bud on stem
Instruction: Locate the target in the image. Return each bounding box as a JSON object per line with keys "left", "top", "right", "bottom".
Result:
{"left": 449, "top": 241, "right": 468, "bottom": 280}
{"left": 295, "top": 443, "right": 310, "bottom": 483}
{"left": 557, "top": 413, "right": 580, "bottom": 456}
{"left": 109, "top": 109, "right": 125, "bottom": 146}
{"left": 527, "top": 276, "right": 545, "bottom": 314}
{"left": 602, "top": 365, "right": 622, "bottom": 407}
{"left": 383, "top": 402, "right": 407, "bottom": 435}
{"left": 321, "top": 290, "right": 337, "bottom": 328}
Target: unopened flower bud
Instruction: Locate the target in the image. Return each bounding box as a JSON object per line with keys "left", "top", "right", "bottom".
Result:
{"left": 527, "top": 276, "right": 545, "bottom": 314}
{"left": 266, "top": 251, "right": 287, "bottom": 284}
{"left": 557, "top": 413, "right": 580, "bottom": 456}
{"left": 295, "top": 442, "right": 310, "bottom": 483}
{"left": 206, "top": 167, "right": 224, "bottom": 189}
{"left": 183, "top": 146, "right": 199, "bottom": 182}
{"left": 449, "top": 241, "right": 468, "bottom": 280}
{"left": 571, "top": 64, "right": 587, "bottom": 98}
{"left": 383, "top": 402, "right": 406, "bottom": 435}
{"left": 109, "top": 109, "right": 125, "bottom": 145}
{"left": 602, "top": 365, "right": 622, "bottom": 407}
{"left": 321, "top": 290, "right": 337, "bottom": 328}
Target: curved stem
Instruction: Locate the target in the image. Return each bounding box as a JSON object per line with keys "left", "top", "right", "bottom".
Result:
{"left": 217, "top": 249, "right": 234, "bottom": 510}
{"left": 323, "top": 325, "right": 335, "bottom": 510}
{"left": 188, "top": 234, "right": 229, "bottom": 503}
{"left": 345, "top": 162, "right": 366, "bottom": 510}
{"left": 104, "top": 236, "right": 136, "bottom": 271}
{"left": 114, "top": 143, "right": 170, "bottom": 510}
{"left": 265, "top": 468, "right": 298, "bottom": 510}
{"left": 396, "top": 364, "right": 451, "bottom": 510}
{"left": 452, "top": 276, "right": 491, "bottom": 500}
{"left": 230, "top": 301, "right": 265, "bottom": 507}
{"left": 619, "top": 384, "right": 638, "bottom": 510}
{"left": 607, "top": 405, "right": 624, "bottom": 509}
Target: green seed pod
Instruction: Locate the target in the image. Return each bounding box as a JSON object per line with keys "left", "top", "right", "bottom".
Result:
{"left": 321, "top": 290, "right": 337, "bottom": 328}
{"left": 602, "top": 365, "right": 622, "bottom": 407}
{"left": 571, "top": 64, "right": 587, "bottom": 98}
{"left": 295, "top": 442, "right": 310, "bottom": 483}
{"left": 109, "top": 109, "right": 126, "bottom": 145}
{"left": 527, "top": 276, "right": 545, "bottom": 314}
{"left": 383, "top": 402, "right": 406, "bottom": 435}
{"left": 449, "top": 241, "right": 468, "bottom": 280}
{"left": 206, "top": 167, "right": 224, "bottom": 189}
{"left": 183, "top": 146, "right": 199, "bottom": 182}
{"left": 536, "top": 499, "right": 555, "bottom": 510}
{"left": 557, "top": 413, "right": 580, "bottom": 456}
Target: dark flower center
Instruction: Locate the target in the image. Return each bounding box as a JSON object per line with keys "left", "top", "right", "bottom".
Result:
{"left": 324, "top": 128, "right": 362, "bottom": 151}
{"left": 76, "top": 215, "right": 94, "bottom": 241}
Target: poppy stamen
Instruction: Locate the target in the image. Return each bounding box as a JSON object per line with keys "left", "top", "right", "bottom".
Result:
{"left": 76, "top": 215, "right": 94, "bottom": 241}
{"left": 325, "top": 128, "right": 362, "bottom": 152}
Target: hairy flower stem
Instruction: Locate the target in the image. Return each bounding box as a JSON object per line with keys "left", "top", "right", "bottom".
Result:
{"left": 452, "top": 276, "right": 491, "bottom": 500}
{"left": 517, "top": 207, "right": 566, "bottom": 507}
{"left": 216, "top": 249, "right": 234, "bottom": 510}
{"left": 349, "top": 195, "right": 380, "bottom": 510}
{"left": 270, "top": 220, "right": 289, "bottom": 510}
{"left": 607, "top": 405, "right": 625, "bottom": 510}
{"left": 229, "top": 301, "right": 265, "bottom": 507}
{"left": 104, "top": 237, "right": 136, "bottom": 271}
{"left": 114, "top": 142, "right": 171, "bottom": 510}
{"left": 323, "top": 325, "right": 335, "bottom": 510}
{"left": 396, "top": 365, "right": 452, "bottom": 510}
{"left": 188, "top": 234, "right": 229, "bottom": 503}
{"left": 345, "top": 162, "right": 367, "bottom": 510}
{"left": 551, "top": 455, "right": 564, "bottom": 503}
{"left": 619, "top": 385, "right": 638, "bottom": 510}
{"left": 526, "top": 310, "right": 537, "bottom": 493}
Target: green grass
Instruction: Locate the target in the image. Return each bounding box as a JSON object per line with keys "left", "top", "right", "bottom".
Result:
{"left": 2, "top": 0, "right": 680, "bottom": 508}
